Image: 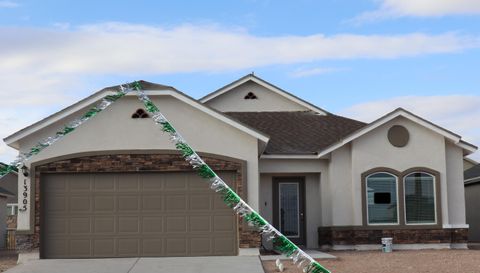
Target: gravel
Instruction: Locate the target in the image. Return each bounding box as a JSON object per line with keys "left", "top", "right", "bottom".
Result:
{"left": 262, "top": 250, "right": 480, "bottom": 273}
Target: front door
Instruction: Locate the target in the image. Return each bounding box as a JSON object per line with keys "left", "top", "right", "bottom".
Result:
{"left": 273, "top": 177, "right": 306, "bottom": 246}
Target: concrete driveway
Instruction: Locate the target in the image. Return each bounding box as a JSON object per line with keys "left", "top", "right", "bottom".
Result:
{"left": 6, "top": 256, "right": 265, "bottom": 273}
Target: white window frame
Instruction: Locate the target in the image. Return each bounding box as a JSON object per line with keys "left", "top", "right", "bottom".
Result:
{"left": 403, "top": 172, "right": 437, "bottom": 226}
{"left": 366, "top": 172, "right": 400, "bottom": 226}
{"left": 6, "top": 203, "right": 18, "bottom": 216}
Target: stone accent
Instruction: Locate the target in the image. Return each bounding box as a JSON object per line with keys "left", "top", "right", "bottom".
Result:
{"left": 7, "top": 215, "right": 17, "bottom": 229}
{"left": 318, "top": 227, "right": 468, "bottom": 246}
{"left": 19, "top": 153, "right": 260, "bottom": 252}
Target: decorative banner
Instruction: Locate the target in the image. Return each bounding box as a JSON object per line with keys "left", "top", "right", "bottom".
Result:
{"left": 133, "top": 82, "right": 331, "bottom": 273}
{"left": 0, "top": 81, "right": 331, "bottom": 273}
{"left": 0, "top": 88, "right": 130, "bottom": 177}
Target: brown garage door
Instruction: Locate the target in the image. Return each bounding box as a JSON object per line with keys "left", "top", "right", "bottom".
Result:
{"left": 41, "top": 172, "right": 238, "bottom": 258}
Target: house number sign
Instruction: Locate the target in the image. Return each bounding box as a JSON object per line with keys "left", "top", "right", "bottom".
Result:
{"left": 19, "top": 178, "right": 28, "bottom": 212}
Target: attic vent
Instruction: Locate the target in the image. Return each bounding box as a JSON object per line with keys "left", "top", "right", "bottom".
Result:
{"left": 131, "top": 109, "right": 149, "bottom": 119}
{"left": 244, "top": 92, "right": 258, "bottom": 100}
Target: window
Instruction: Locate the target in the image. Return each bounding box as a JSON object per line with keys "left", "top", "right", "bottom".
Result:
{"left": 244, "top": 92, "right": 257, "bottom": 99}
{"left": 366, "top": 173, "right": 398, "bottom": 225}
{"left": 6, "top": 204, "right": 18, "bottom": 216}
{"left": 404, "top": 172, "right": 436, "bottom": 224}
{"left": 131, "top": 109, "right": 149, "bottom": 119}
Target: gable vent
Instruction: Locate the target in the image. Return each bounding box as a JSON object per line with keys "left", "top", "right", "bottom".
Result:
{"left": 244, "top": 92, "right": 258, "bottom": 100}
{"left": 131, "top": 109, "right": 149, "bottom": 119}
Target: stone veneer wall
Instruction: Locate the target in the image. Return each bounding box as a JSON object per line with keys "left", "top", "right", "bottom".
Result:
{"left": 318, "top": 227, "right": 468, "bottom": 246}
{"left": 16, "top": 154, "right": 261, "bottom": 252}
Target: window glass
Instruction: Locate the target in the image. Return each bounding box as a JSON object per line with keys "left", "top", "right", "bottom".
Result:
{"left": 367, "top": 173, "right": 398, "bottom": 224}
{"left": 405, "top": 173, "right": 435, "bottom": 224}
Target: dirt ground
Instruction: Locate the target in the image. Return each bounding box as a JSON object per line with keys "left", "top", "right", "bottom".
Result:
{"left": 0, "top": 253, "right": 17, "bottom": 273}
{"left": 262, "top": 250, "right": 480, "bottom": 273}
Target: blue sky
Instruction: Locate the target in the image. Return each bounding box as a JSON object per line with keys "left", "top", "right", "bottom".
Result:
{"left": 0, "top": 0, "right": 479, "bottom": 161}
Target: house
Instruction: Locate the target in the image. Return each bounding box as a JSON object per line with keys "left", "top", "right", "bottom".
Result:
{"left": 0, "top": 186, "right": 14, "bottom": 249}
{"left": 464, "top": 157, "right": 478, "bottom": 171}
{"left": 0, "top": 167, "right": 19, "bottom": 228}
{"left": 465, "top": 164, "right": 480, "bottom": 243}
{"left": 2, "top": 74, "right": 477, "bottom": 258}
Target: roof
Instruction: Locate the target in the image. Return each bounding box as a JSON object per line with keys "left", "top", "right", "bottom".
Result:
{"left": 465, "top": 165, "right": 480, "bottom": 185}
{"left": 225, "top": 111, "right": 366, "bottom": 155}
{"left": 4, "top": 80, "right": 270, "bottom": 149}
{"left": 317, "top": 107, "right": 478, "bottom": 158}
{"left": 200, "top": 74, "right": 330, "bottom": 115}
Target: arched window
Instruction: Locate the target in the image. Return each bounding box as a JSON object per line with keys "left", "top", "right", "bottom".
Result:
{"left": 404, "top": 172, "right": 436, "bottom": 224}
{"left": 366, "top": 172, "right": 398, "bottom": 225}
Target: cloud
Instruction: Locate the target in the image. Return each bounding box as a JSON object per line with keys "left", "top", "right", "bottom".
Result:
{"left": 0, "top": 22, "right": 480, "bottom": 163}
{"left": 290, "top": 67, "right": 348, "bottom": 78}
{"left": 341, "top": 95, "right": 480, "bottom": 161}
{"left": 0, "top": 1, "right": 19, "bottom": 8}
{"left": 353, "top": 0, "right": 480, "bottom": 22}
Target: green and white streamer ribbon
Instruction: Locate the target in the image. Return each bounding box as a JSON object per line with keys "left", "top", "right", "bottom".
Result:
{"left": 0, "top": 87, "right": 130, "bottom": 176}
{"left": 0, "top": 81, "right": 331, "bottom": 273}
{"left": 133, "top": 83, "right": 331, "bottom": 273}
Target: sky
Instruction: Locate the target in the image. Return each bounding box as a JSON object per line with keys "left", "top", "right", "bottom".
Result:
{"left": 0, "top": 0, "right": 479, "bottom": 162}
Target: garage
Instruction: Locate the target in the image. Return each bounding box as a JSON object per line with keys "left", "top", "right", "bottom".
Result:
{"left": 41, "top": 171, "right": 238, "bottom": 258}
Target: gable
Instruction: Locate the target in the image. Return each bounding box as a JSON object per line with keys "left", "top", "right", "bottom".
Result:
{"left": 201, "top": 75, "right": 328, "bottom": 114}
{"left": 16, "top": 94, "right": 264, "bottom": 164}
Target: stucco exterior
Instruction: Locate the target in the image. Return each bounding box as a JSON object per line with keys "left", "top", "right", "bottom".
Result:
{"left": 4, "top": 75, "right": 476, "bottom": 254}
{"left": 204, "top": 81, "right": 310, "bottom": 112}
{"left": 15, "top": 94, "right": 262, "bottom": 232}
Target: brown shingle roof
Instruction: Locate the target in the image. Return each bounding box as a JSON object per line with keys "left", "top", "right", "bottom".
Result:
{"left": 225, "top": 111, "right": 367, "bottom": 155}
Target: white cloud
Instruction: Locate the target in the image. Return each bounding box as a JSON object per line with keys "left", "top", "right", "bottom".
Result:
{"left": 0, "top": 22, "right": 479, "bottom": 163}
{"left": 354, "top": 0, "right": 480, "bottom": 22}
{"left": 0, "top": 1, "right": 19, "bottom": 8}
{"left": 341, "top": 95, "right": 480, "bottom": 161}
{"left": 290, "top": 67, "right": 348, "bottom": 78}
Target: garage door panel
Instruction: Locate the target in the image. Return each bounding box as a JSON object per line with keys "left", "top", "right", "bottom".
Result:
{"left": 165, "top": 238, "right": 187, "bottom": 256}
{"left": 70, "top": 239, "right": 91, "bottom": 257}
{"left": 117, "top": 196, "right": 140, "bottom": 211}
{"left": 94, "top": 216, "right": 115, "bottom": 233}
{"left": 142, "top": 195, "right": 163, "bottom": 210}
{"left": 165, "top": 194, "right": 187, "bottom": 210}
{"left": 93, "top": 239, "right": 115, "bottom": 257}
{"left": 94, "top": 196, "right": 115, "bottom": 212}
{"left": 69, "top": 175, "right": 91, "bottom": 192}
{"left": 69, "top": 217, "right": 91, "bottom": 234}
{"left": 42, "top": 171, "right": 237, "bottom": 258}
{"left": 142, "top": 238, "right": 163, "bottom": 256}
{"left": 189, "top": 194, "right": 212, "bottom": 210}
{"left": 142, "top": 216, "right": 163, "bottom": 233}
{"left": 118, "top": 216, "right": 140, "bottom": 233}
{"left": 69, "top": 196, "right": 91, "bottom": 212}
{"left": 118, "top": 239, "right": 139, "bottom": 256}
{"left": 189, "top": 215, "right": 212, "bottom": 232}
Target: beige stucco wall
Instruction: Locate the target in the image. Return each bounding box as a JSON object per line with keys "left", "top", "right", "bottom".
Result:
{"left": 445, "top": 142, "right": 467, "bottom": 225}
{"left": 328, "top": 144, "right": 354, "bottom": 226}
{"left": 205, "top": 81, "right": 309, "bottom": 112}
{"left": 16, "top": 94, "right": 261, "bottom": 231}
{"left": 350, "top": 116, "right": 453, "bottom": 226}
{"left": 465, "top": 183, "right": 480, "bottom": 242}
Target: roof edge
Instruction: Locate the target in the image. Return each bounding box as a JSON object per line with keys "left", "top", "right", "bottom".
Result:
{"left": 317, "top": 107, "right": 478, "bottom": 158}
{"left": 200, "top": 74, "right": 331, "bottom": 115}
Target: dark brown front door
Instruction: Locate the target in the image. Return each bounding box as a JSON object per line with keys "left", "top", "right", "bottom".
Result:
{"left": 273, "top": 177, "right": 306, "bottom": 246}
